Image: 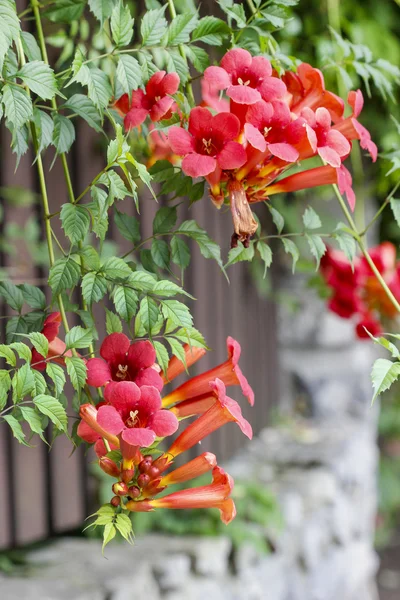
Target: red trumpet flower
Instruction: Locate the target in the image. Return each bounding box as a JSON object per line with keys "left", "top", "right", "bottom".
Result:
{"left": 31, "top": 312, "right": 72, "bottom": 371}
{"left": 162, "top": 344, "right": 206, "bottom": 383}
{"left": 333, "top": 90, "right": 377, "bottom": 162}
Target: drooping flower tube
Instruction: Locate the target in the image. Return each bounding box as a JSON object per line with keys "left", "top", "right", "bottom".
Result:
{"left": 333, "top": 90, "right": 378, "bottom": 162}
{"left": 163, "top": 344, "right": 207, "bottom": 383}
{"left": 31, "top": 312, "right": 72, "bottom": 371}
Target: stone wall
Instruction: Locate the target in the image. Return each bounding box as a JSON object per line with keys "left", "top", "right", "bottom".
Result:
{"left": 1, "top": 285, "right": 381, "bottom": 600}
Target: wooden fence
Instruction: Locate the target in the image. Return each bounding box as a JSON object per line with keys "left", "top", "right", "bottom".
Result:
{"left": 0, "top": 0, "right": 280, "bottom": 550}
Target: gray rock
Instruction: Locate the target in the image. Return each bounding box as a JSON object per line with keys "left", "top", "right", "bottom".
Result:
{"left": 153, "top": 553, "right": 191, "bottom": 591}
{"left": 193, "top": 537, "right": 231, "bottom": 577}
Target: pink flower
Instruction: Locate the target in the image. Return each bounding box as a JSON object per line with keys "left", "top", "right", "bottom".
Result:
{"left": 168, "top": 107, "right": 246, "bottom": 177}
{"left": 333, "top": 90, "right": 377, "bottom": 162}
{"left": 114, "top": 71, "right": 180, "bottom": 130}
{"left": 201, "top": 79, "right": 230, "bottom": 113}
{"left": 204, "top": 48, "right": 286, "bottom": 105}
{"left": 31, "top": 312, "right": 72, "bottom": 371}
{"left": 86, "top": 333, "right": 163, "bottom": 391}
{"left": 78, "top": 381, "right": 178, "bottom": 451}
{"left": 300, "top": 107, "right": 351, "bottom": 167}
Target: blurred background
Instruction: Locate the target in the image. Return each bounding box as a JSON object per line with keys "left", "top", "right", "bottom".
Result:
{"left": 1, "top": 0, "right": 400, "bottom": 599}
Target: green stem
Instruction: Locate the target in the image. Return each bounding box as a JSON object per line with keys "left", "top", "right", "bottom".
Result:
{"left": 166, "top": 0, "right": 195, "bottom": 106}
{"left": 360, "top": 180, "right": 400, "bottom": 237}
{"left": 332, "top": 183, "right": 400, "bottom": 314}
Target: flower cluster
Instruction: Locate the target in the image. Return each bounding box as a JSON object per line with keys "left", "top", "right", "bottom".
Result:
{"left": 77, "top": 334, "right": 253, "bottom": 524}
{"left": 321, "top": 242, "right": 400, "bottom": 338}
{"left": 115, "top": 49, "right": 377, "bottom": 248}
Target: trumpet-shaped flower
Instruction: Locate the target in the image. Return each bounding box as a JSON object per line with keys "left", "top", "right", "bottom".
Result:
{"left": 31, "top": 312, "right": 72, "bottom": 371}
{"left": 168, "top": 107, "right": 246, "bottom": 177}
{"left": 163, "top": 344, "right": 207, "bottom": 382}
{"left": 300, "top": 107, "right": 351, "bottom": 167}
{"left": 86, "top": 333, "right": 163, "bottom": 391}
{"left": 333, "top": 90, "right": 377, "bottom": 162}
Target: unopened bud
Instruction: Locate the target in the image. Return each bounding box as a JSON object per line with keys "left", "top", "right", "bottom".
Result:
{"left": 112, "top": 481, "right": 128, "bottom": 496}
{"left": 139, "top": 457, "right": 153, "bottom": 474}
{"left": 110, "top": 496, "right": 121, "bottom": 507}
{"left": 148, "top": 465, "right": 160, "bottom": 479}
{"left": 137, "top": 473, "right": 150, "bottom": 488}
{"left": 121, "top": 468, "right": 134, "bottom": 484}
{"left": 128, "top": 485, "right": 141, "bottom": 499}
{"left": 99, "top": 457, "right": 120, "bottom": 478}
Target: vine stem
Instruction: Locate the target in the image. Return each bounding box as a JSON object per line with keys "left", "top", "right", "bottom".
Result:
{"left": 360, "top": 180, "right": 400, "bottom": 237}
{"left": 332, "top": 183, "right": 400, "bottom": 314}
{"left": 166, "top": 0, "right": 195, "bottom": 106}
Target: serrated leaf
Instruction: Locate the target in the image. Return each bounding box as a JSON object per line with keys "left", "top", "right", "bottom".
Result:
{"left": 9, "top": 342, "right": 31, "bottom": 363}
{"left": 32, "top": 370, "right": 47, "bottom": 396}
{"left": 28, "top": 332, "right": 48, "bottom": 358}
{"left": 105, "top": 308, "right": 123, "bottom": 334}
{"left": 0, "top": 344, "right": 16, "bottom": 366}
{"left": 111, "top": 0, "right": 134, "bottom": 46}
{"left": 88, "top": 0, "right": 117, "bottom": 23}
{"left": 141, "top": 7, "right": 168, "bottom": 46}
{"left": 116, "top": 55, "right": 142, "bottom": 95}
{"left": 153, "top": 206, "right": 178, "bottom": 235}
{"left": 161, "top": 300, "right": 192, "bottom": 328}
{"left": 138, "top": 297, "right": 160, "bottom": 332}
{"left": 302, "top": 206, "right": 322, "bottom": 230}
{"left": 49, "top": 257, "right": 81, "bottom": 296}
{"left": 281, "top": 238, "right": 299, "bottom": 273}
{"left": 21, "top": 31, "right": 41, "bottom": 62}
{"left": 114, "top": 210, "right": 140, "bottom": 243}
{"left": 171, "top": 236, "right": 190, "bottom": 270}
{"left": 6, "top": 316, "right": 28, "bottom": 344}
{"left": 12, "top": 363, "right": 35, "bottom": 402}
{"left": 148, "top": 160, "right": 175, "bottom": 183}
{"left": 0, "top": 0, "right": 20, "bottom": 71}
{"left": 0, "top": 370, "right": 12, "bottom": 410}
{"left": 60, "top": 203, "right": 90, "bottom": 244}
{"left": 81, "top": 272, "right": 107, "bottom": 305}
{"left": 226, "top": 242, "right": 254, "bottom": 266}
{"left": 168, "top": 12, "right": 198, "bottom": 45}
{"left": 46, "top": 362, "right": 66, "bottom": 397}
{"left": 19, "top": 406, "right": 46, "bottom": 442}
{"left": 65, "top": 356, "right": 87, "bottom": 391}
{"left": 33, "top": 394, "right": 67, "bottom": 430}
{"left": 0, "top": 280, "right": 24, "bottom": 312}
{"left": 33, "top": 108, "right": 54, "bottom": 154}
{"left": 268, "top": 205, "right": 284, "bottom": 234}
{"left": 257, "top": 241, "right": 273, "bottom": 277}
{"left": 102, "top": 522, "right": 116, "bottom": 553}
{"left": 102, "top": 257, "right": 131, "bottom": 281}
{"left": 127, "top": 271, "right": 156, "bottom": 292}
{"left": 18, "top": 61, "right": 57, "bottom": 100}
{"left": 73, "top": 64, "right": 113, "bottom": 110}
{"left": 371, "top": 358, "right": 400, "bottom": 402}
{"left": 3, "top": 414, "right": 28, "bottom": 446}
{"left": 390, "top": 198, "right": 400, "bottom": 228}
{"left": 63, "top": 94, "right": 103, "bottom": 133}
{"left": 44, "top": 0, "right": 86, "bottom": 22}
{"left": 53, "top": 114, "right": 75, "bottom": 154}
{"left": 113, "top": 286, "right": 138, "bottom": 322}
{"left": 153, "top": 280, "right": 191, "bottom": 298}
{"left": 154, "top": 340, "right": 169, "bottom": 375}
{"left": 334, "top": 228, "right": 356, "bottom": 264}
{"left": 65, "top": 326, "right": 93, "bottom": 350}
{"left": 151, "top": 239, "right": 170, "bottom": 270}
{"left": 306, "top": 234, "right": 326, "bottom": 269}
{"left": 191, "top": 16, "right": 230, "bottom": 45}
{"left": 167, "top": 336, "right": 186, "bottom": 364}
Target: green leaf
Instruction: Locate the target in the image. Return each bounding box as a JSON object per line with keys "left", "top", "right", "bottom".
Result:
{"left": 306, "top": 234, "right": 326, "bottom": 269}
{"left": 161, "top": 300, "right": 193, "bottom": 328}
{"left": 32, "top": 370, "right": 47, "bottom": 396}
{"left": 0, "top": 370, "right": 12, "bottom": 410}
{"left": 18, "top": 61, "right": 57, "bottom": 100}
{"left": 9, "top": 342, "right": 31, "bottom": 363}
{"left": 46, "top": 362, "right": 66, "bottom": 397}
{"left": 49, "top": 256, "right": 81, "bottom": 296}
{"left": 173, "top": 326, "right": 207, "bottom": 348}
{"left": 171, "top": 236, "right": 190, "bottom": 270}
{"left": 102, "top": 257, "right": 131, "bottom": 281}
{"left": 371, "top": 358, "right": 400, "bottom": 402}
{"left": 0, "top": 0, "right": 20, "bottom": 70}
{"left": 33, "top": 394, "right": 67, "bottom": 431}
{"left": 191, "top": 16, "right": 230, "bottom": 45}
{"left": 153, "top": 340, "right": 169, "bottom": 375}
{"left": 176, "top": 220, "right": 225, "bottom": 273}
{"left": 19, "top": 406, "right": 46, "bottom": 442}
{"left": 79, "top": 246, "right": 101, "bottom": 271}
{"left": 0, "top": 344, "right": 16, "bottom": 367}
{"left": 153, "top": 280, "right": 191, "bottom": 298}
{"left": 106, "top": 171, "right": 129, "bottom": 200}
{"left": 334, "top": 227, "right": 356, "bottom": 264}
{"left": 2, "top": 84, "right": 32, "bottom": 128}
{"left": 81, "top": 272, "right": 107, "bottom": 305}
{"left": 0, "top": 280, "right": 24, "bottom": 312}
{"left": 390, "top": 198, "right": 400, "bottom": 228}
{"left": 138, "top": 296, "right": 160, "bottom": 332}
{"left": 65, "top": 326, "right": 93, "bottom": 350}
{"left": 102, "top": 522, "right": 116, "bottom": 553}
{"left": 63, "top": 94, "right": 103, "bottom": 133}
{"left": 88, "top": 0, "right": 117, "bottom": 23}
{"left": 153, "top": 206, "right": 177, "bottom": 235}
{"left": 303, "top": 206, "right": 322, "bottom": 230}
{"left": 44, "top": 0, "right": 86, "bottom": 22}
{"left": 167, "top": 336, "right": 186, "bottom": 364}
{"left": 113, "top": 285, "right": 138, "bottom": 322}
{"left": 281, "top": 238, "right": 299, "bottom": 273}
{"left": 222, "top": 3, "right": 247, "bottom": 28}
{"left": 28, "top": 332, "right": 49, "bottom": 358}
{"left": 33, "top": 108, "right": 54, "bottom": 154}
{"left": 168, "top": 12, "right": 198, "bottom": 45}
{"left": 268, "top": 205, "right": 284, "bottom": 234}
{"left": 6, "top": 316, "right": 28, "bottom": 344}
{"left": 114, "top": 210, "right": 140, "bottom": 243}
{"left": 12, "top": 363, "right": 35, "bottom": 402}
{"left": 116, "top": 54, "right": 142, "bottom": 95}
{"left": 3, "top": 414, "right": 28, "bottom": 446}
{"left": 60, "top": 203, "right": 90, "bottom": 244}
{"left": 148, "top": 160, "right": 175, "bottom": 183}
{"left": 184, "top": 45, "right": 209, "bottom": 73}
{"left": 226, "top": 242, "right": 254, "bottom": 266}
{"left": 141, "top": 7, "right": 168, "bottom": 46}
{"left": 73, "top": 64, "right": 113, "bottom": 110}
{"left": 151, "top": 239, "right": 170, "bottom": 270}
{"left": 115, "top": 513, "right": 134, "bottom": 544}
{"left": 105, "top": 308, "right": 123, "bottom": 334}
{"left": 111, "top": 0, "right": 134, "bottom": 46}
{"left": 65, "top": 356, "right": 87, "bottom": 391}
{"left": 21, "top": 31, "right": 41, "bottom": 62}
{"left": 53, "top": 114, "right": 75, "bottom": 154}
{"left": 257, "top": 241, "right": 273, "bottom": 277}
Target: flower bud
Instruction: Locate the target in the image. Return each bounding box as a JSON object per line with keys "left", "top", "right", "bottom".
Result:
{"left": 112, "top": 482, "right": 128, "bottom": 496}
{"left": 110, "top": 496, "right": 121, "bottom": 507}
{"left": 139, "top": 457, "right": 153, "bottom": 474}
{"left": 99, "top": 457, "right": 120, "bottom": 478}
{"left": 137, "top": 473, "right": 150, "bottom": 488}
{"left": 121, "top": 468, "right": 135, "bottom": 484}
{"left": 148, "top": 465, "right": 160, "bottom": 479}
{"left": 128, "top": 486, "right": 141, "bottom": 499}
{"left": 153, "top": 456, "right": 169, "bottom": 472}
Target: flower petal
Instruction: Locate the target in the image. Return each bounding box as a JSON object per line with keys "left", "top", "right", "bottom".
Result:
{"left": 77, "top": 419, "right": 99, "bottom": 444}
{"left": 167, "top": 127, "right": 195, "bottom": 155}
{"left": 246, "top": 100, "right": 274, "bottom": 129}
{"left": 326, "top": 129, "right": 351, "bottom": 157}
{"left": 104, "top": 380, "right": 141, "bottom": 416}
{"left": 149, "top": 96, "right": 175, "bottom": 122}
{"left": 135, "top": 384, "right": 162, "bottom": 416}
{"left": 217, "top": 141, "right": 247, "bottom": 170}
{"left": 244, "top": 123, "right": 267, "bottom": 152}
{"left": 318, "top": 145, "right": 341, "bottom": 168}
{"left": 124, "top": 108, "right": 149, "bottom": 130}
{"left": 100, "top": 333, "right": 130, "bottom": 363}
{"left": 159, "top": 72, "right": 180, "bottom": 95}
{"left": 259, "top": 77, "right": 287, "bottom": 101}
{"left": 226, "top": 84, "right": 261, "bottom": 104}
{"left": 348, "top": 89, "right": 364, "bottom": 118}
{"left": 268, "top": 142, "right": 299, "bottom": 162}
{"left": 42, "top": 312, "right": 62, "bottom": 342}
{"left": 211, "top": 112, "right": 241, "bottom": 141}
{"left": 220, "top": 48, "right": 252, "bottom": 76}
{"left": 204, "top": 66, "right": 232, "bottom": 90}
{"left": 134, "top": 367, "right": 164, "bottom": 391}
{"left": 121, "top": 427, "right": 156, "bottom": 448}
{"left": 145, "top": 71, "right": 166, "bottom": 97}
{"left": 86, "top": 358, "right": 112, "bottom": 387}
{"left": 249, "top": 56, "right": 272, "bottom": 79}
{"left": 147, "top": 409, "right": 179, "bottom": 437}
{"left": 182, "top": 153, "right": 217, "bottom": 177}
{"left": 97, "top": 405, "right": 125, "bottom": 435}
{"left": 127, "top": 340, "right": 156, "bottom": 370}
{"left": 188, "top": 106, "right": 213, "bottom": 138}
